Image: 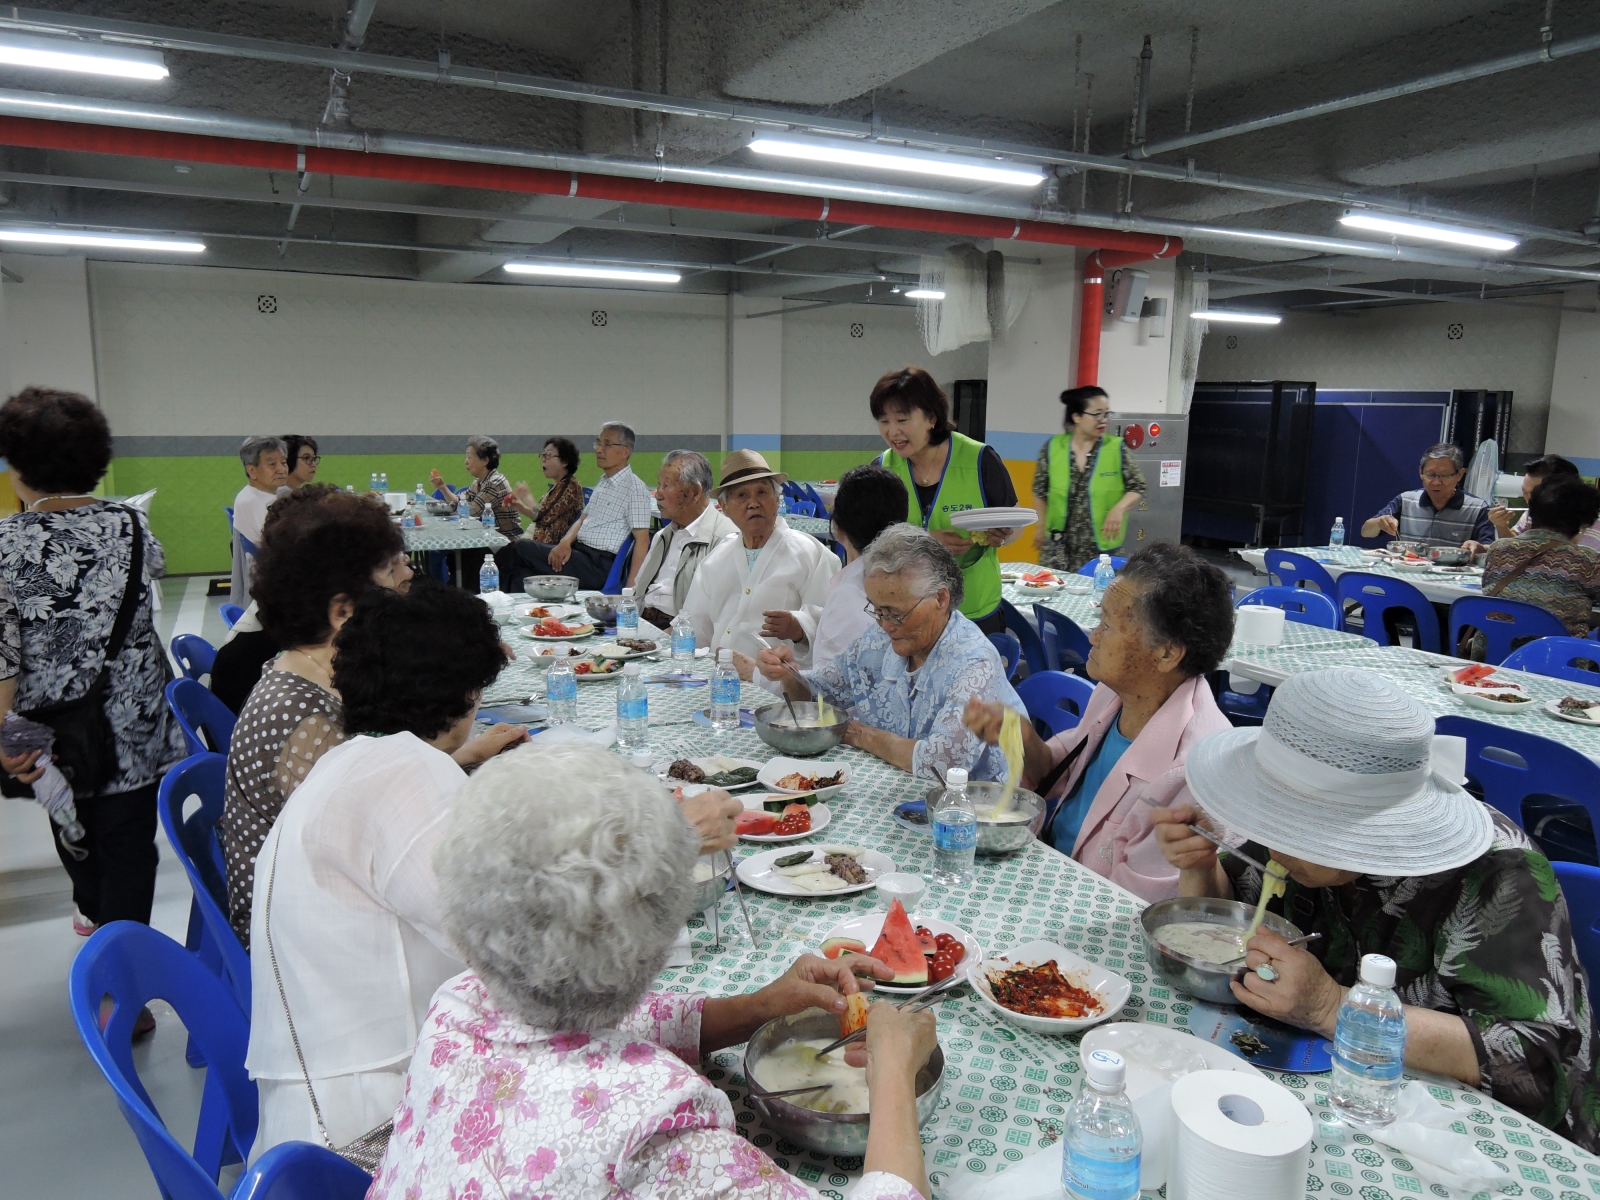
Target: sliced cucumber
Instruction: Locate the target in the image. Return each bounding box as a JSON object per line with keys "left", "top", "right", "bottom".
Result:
{"left": 763, "top": 792, "right": 820, "bottom": 812}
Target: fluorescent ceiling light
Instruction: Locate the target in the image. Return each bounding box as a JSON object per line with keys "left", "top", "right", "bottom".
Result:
{"left": 0, "top": 228, "right": 203, "bottom": 252}
{"left": 1339, "top": 213, "right": 1518, "bottom": 253}
{"left": 1191, "top": 310, "right": 1281, "bottom": 325}
{"left": 0, "top": 32, "right": 168, "bottom": 81}
{"left": 504, "top": 262, "right": 681, "bottom": 284}
{"left": 905, "top": 289, "right": 945, "bottom": 300}
{"left": 749, "top": 134, "right": 1044, "bottom": 188}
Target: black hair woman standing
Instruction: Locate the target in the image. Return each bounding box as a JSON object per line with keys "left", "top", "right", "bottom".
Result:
{"left": 1031, "top": 386, "right": 1146, "bottom": 573}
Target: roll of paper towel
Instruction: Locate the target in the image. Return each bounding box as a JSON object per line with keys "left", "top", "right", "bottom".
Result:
{"left": 1168, "top": 1070, "right": 1312, "bottom": 1200}
{"left": 1234, "top": 605, "right": 1286, "bottom": 646}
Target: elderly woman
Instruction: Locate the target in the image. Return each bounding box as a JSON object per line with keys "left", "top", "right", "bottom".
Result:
{"left": 962, "top": 543, "right": 1233, "bottom": 901}
{"left": 366, "top": 740, "right": 936, "bottom": 1200}
{"left": 1031, "top": 386, "right": 1146, "bottom": 573}
{"left": 1152, "top": 668, "right": 1600, "bottom": 1151}
{"left": 429, "top": 436, "right": 519, "bottom": 590}
{"left": 1476, "top": 475, "right": 1600, "bottom": 644}
{"left": 507, "top": 435, "right": 584, "bottom": 546}
{"left": 758, "top": 524, "right": 1021, "bottom": 782}
{"left": 682, "top": 449, "right": 838, "bottom": 663}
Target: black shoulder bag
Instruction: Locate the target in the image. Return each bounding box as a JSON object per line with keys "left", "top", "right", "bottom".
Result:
{"left": 2, "top": 507, "right": 145, "bottom": 798}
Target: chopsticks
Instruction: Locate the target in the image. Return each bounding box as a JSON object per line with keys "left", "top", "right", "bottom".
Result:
{"left": 805, "top": 974, "right": 962, "bottom": 1060}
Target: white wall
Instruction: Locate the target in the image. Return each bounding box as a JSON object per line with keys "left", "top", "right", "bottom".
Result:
{"left": 1097, "top": 257, "right": 1177, "bottom": 413}
{"left": 4, "top": 253, "right": 96, "bottom": 400}
{"left": 987, "top": 250, "right": 1078, "bottom": 449}
{"left": 1545, "top": 286, "right": 1600, "bottom": 468}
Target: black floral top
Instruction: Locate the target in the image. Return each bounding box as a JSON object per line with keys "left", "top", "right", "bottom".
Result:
{"left": 1224, "top": 809, "right": 1600, "bottom": 1151}
{"left": 0, "top": 502, "right": 184, "bottom": 797}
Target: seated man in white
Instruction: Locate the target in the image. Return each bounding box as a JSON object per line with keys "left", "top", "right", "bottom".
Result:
{"left": 231, "top": 435, "right": 288, "bottom": 601}
{"left": 632, "top": 449, "right": 738, "bottom": 630}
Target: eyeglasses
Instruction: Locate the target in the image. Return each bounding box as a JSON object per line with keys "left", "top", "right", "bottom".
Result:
{"left": 539, "top": 450, "right": 561, "bottom": 459}
{"left": 1420, "top": 472, "right": 1459, "bottom": 482}
{"left": 593, "top": 440, "right": 628, "bottom": 450}
{"left": 864, "top": 594, "right": 931, "bottom": 629}
{"left": 298, "top": 453, "right": 321, "bottom": 465}
{"left": 1080, "top": 409, "right": 1111, "bottom": 420}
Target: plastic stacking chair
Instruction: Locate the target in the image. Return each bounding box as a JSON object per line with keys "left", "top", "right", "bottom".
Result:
{"left": 171, "top": 634, "right": 217, "bottom": 683}
{"left": 1075, "top": 555, "right": 1128, "bottom": 577}
{"left": 832, "top": 541, "right": 847, "bottom": 568}
{"left": 165, "top": 678, "right": 237, "bottom": 756}
{"left": 601, "top": 531, "right": 636, "bottom": 596}
{"left": 788, "top": 499, "right": 818, "bottom": 517}
{"left": 219, "top": 603, "right": 245, "bottom": 629}
{"left": 69, "top": 922, "right": 258, "bottom": 1197}
{"left": 1017, "top": 671, "right": 1097, "bottom": 739}
{"left": 1034, "top": 604, "right": 1092, "bottom": 674}
{"left": 1449, "top": 596, "right": 1571, "bottom": 665}
{"left": 1235, "top": 585, "right": 1341, "bottom": 629}
{"left": 1553, "top": 861, "right": 1600, "bottom": 987}
{"left": 1502, "top": 636, "right": 1600, "bottom": 685}
{"left": 988, "top": 631, "right": 1021, "bottom": 681}
{"left": 1001, "top": 599, "right": 1049, "bottom": 677}
{"left": 233, "top": 1142, "right": 372, "bottom": 1200}
{"left": 1335, "top": 572, "right": 1441, "bottom": 653}
{"left": 803, "top": 483, "right": 829, "bottom": 517}
{"left": 237, "top": 533, "right": 258, "bottom": 559}
{"left": 1261, "top": 548, "right": 1338, "bottom": 597}
{"left": 223, "top": 505, "right": 234, "bottom": 528}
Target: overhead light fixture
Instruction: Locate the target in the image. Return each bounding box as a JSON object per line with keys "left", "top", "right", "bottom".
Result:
{"left": 504, "top": 262, "right": 681, "bottom": 284}
{"left": 1339, "top": 213, "right": 1518, "bottom": 253}
{"left": 0, "top": 228, "right": 203, "bottom": 252}
{"left": 749, "top": 134, "right": 1045, "bottom": 188}
{"left": 0, "top": 32, "right": 168, "bottom": 81}
{"left": 1191, "top": 310, "right": 1281, "bottom": 325}
{"left": 904, "top": 288, "right": 945, "bottom": 300}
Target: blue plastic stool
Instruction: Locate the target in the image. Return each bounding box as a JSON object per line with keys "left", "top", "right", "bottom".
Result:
{"left": 233, "top": 1142, "right": 372, "bottom": 1200}
{"left": 601, "top": 531, "right": 637, "bottom": 595}
{"left": 1034, "top": 604, "right": 1092, "bottom": 674}
{"left": 165, "top": 678, "right": 237, "bottom": 756}
{"left": 1553, "top": 861, "right": 1600, "bottom": 988}
{"left": 1450, "top": 596, "right": 1571, "bottom": 665}
{"left": 1336, "top": 572, "right": 1441, "bottom": 653}
{"left": 1235, "top": 585, "right": 1340, "bottom": 629}
{"left": 1001, "top": 599, "right": 1050, "bottom": 677}
{"left": 988, "top": 631, "right": 1021, "bottom": 680}
{"left": 1261, "top": 548, "right": 1338, "bottom": 597}
{"left": 219, "top": 603, "right": 245, "bottom": 629}
{"left": 171, "top": 634, "right": 217, "bottom": 682}
{"left": 1075, "top": 555, "right": 1128, "bottom": 577}
{"left": 1017, "top": 671, "right": 1097, "bottom": 739}
{"left": 1502, "top": 636, "right": 1600, "bottom": 685}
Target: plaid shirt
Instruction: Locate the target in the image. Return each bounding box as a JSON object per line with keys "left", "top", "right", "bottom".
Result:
{"left": 577, "top": 465, "right": 654, "bottom": 555}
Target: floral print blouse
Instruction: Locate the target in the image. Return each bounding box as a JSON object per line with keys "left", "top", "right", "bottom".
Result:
{"left": 532, "top": 474, "right": 584, "bottom": 545}
{"left": 367, "top": 972, "right": 925, "bottom": 1200}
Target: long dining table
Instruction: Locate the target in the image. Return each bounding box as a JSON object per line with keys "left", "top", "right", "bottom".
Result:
{"left": 478, "top": 603, "right": 1600, "bottom": 1199}
{"left": 1236, "top": 544, "right": 1484, "bottom": 604}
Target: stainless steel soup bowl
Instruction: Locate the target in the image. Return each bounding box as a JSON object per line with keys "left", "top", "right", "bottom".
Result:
{"left": 1140, "top": 896, "right": 1305, "bottom": 1004}
{"left": 753, "top": 701, "right": 849, "bottom": 756}
{"left": 923, "top": 782, "right": 1046, "bottom": 855}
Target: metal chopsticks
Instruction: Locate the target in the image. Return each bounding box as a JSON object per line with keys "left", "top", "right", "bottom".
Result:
{"left": 805, "top": 974, "right": 962, "bottom": 1060}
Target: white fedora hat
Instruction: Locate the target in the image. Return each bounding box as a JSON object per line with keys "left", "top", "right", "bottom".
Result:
{"left": 1185, "top": 668, "right": 1493, "bottom": 876}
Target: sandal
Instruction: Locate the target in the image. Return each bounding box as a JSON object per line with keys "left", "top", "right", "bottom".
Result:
{"left": 72, "top": 909, "right": 97, "bottom": 937}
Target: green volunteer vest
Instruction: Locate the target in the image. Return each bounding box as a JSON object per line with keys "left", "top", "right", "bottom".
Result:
{"left": 1046, "top": 434, "right": 1127, "bottom": 552}
{"left": 880, "top": 431, "right": 1002, "bottom": 620}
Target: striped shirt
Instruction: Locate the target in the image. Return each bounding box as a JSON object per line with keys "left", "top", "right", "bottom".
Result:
{"left": 1481, "top": 528, "right": 1600, "bottom": 636}
{"left": 578, "top": 465, "right": 654, "bottom": 555}
{"left": 1374, "top": 487, "right": 1496, "bottom": 547}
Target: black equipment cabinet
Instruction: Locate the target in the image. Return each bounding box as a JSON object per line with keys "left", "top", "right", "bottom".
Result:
{"left": 1182, "top": 380, "right": 1317, "bottom": 547}
{"left": 1446, "top": 390, "right": 1512, "bottom": 471}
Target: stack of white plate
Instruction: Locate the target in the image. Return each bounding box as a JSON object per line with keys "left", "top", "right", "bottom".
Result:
{"left": 947, "top": 507, "right": 1038, "bottom": 531}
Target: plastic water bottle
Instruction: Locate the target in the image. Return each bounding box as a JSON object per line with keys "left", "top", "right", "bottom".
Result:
{"left": 931, "top": 766, "right": 977, "bottom": 887}
{"left": 1329, "top": 953, "right": 1407, "bottom": 1128}
{"left": 778, "top": 492, "right": 790, "bottom": 515}
{"left": 670, "top": 611, "right": 695, "bottom": 662}
{"left": 1062, "top": 1048, "right": 1142, "bottom": 1200}
{"left": 1330, "top": 516, "right": 1346, "bottom": 549}
{"left": 711, "top": 648, "right": 741, "bottom": 730}
{"left": 379, "top": 471, "right": 388, "bottom": 491}
{"left": 617, "top": 662, "right": 648, "bottom": 750}
{"left": 481, "top": 506, "right": 494, "bottom": 531}
{"left": 369, "top": 472, "right": 379, "bottom": 493}
{"left": 1091, "top": 554, "right": 1115, "bottom": 607}
{"left": 478, "top": 555, "right": 499, "bottom": 594}
{"left": 414, "top": 482, "right": 426, "bottom": 507}
{"left": 546, "top": 656, "right": 577, "bottom": 725}
{"left": 457, "top": 494, "right": 470, "bottom": 520}
{"left": 616, "top": 587, "right": 639, "bottom": 636}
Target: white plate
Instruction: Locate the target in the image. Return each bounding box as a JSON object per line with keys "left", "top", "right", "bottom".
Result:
{"left": 1388, "top": 560, "right": 1434, "bottom": 573}
{"left": 818, "top": 912, "right": 981, "bottom": 994}
{"left": 521, "top": 622, "right": 596, "bottom": 640}
{"left": 756, "top": 756, "right": 852, "bottom": 800}
{"left": 524, "top": 641, "right": 586, "bottom": 659}
{"left": 1546, "top": 697, "right": 1600, "bottom": 726}
{"left": 736, "top": 845, "right": 894, "bottom": 897}
{"left": 1014, "top": 581, "right": 1066, "bottom": 595}
{"left": 1458, "top": 689, "right": 1537, "bottom": 714}
{"left": 948, "top": 507, "right": 1039, "bottom": 532}
{"left": 518, "top": 602, "right": 587, "bottom": 621}
{"left": 967, "top": 939, "right": 1131, "bottom": 1035}
{"left": 573, "top": 659, "right": 627, "bottom": 681}
{"left": 660, "top": 756, "right": 765, "bottom": 790}
{"left": 590, "top": 640, "right": 662, "bottom": 660}
{"left": 1080, "top": 1022, "right": 1264, "bottom": 1092}
{"left": 737, "top": 795, "right": 832, "bottom": 842}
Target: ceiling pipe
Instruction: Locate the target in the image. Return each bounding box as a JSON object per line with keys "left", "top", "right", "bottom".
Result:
{"left": 0, "top": 8, "right": 1587, "bottom": 247}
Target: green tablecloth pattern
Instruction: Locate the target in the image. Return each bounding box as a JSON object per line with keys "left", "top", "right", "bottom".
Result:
{"left": 401, "top": 512, "right": 510, "bottom": 553}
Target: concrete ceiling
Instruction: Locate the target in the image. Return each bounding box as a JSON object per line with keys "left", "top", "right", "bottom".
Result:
{"left": 0, "top": 0, "right": 1595, "bottom": 311}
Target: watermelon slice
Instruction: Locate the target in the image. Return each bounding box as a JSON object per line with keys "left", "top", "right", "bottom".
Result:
{"left": 871, "top": 899, "right": 929, "bottom": 985}
{"left": 820, "top": 937, "right": 867, "bottom": 960}
{"left": 735, "top": 811, "right": 779, "bottom": 836}
{"left": 914, "top": 926, "right": 938, "bottom": 956}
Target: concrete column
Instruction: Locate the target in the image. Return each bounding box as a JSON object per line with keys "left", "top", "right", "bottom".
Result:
{"left": 726, "top": 292, "right": 784, "bottom": 464}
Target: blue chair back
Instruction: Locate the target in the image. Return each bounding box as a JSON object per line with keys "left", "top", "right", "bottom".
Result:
{"left": 1553, "top": 861, "right": 1600, "bottom": 987}
{"left": 1000, "top": 599, "right": 1049, "bottom": 676}
{"left": 788, "top": 499, "right": 818, "bottom": 517}
{"left": 832, "top": 541, "right": 847, "bottom": 568}
{"left": 1502, "top": 636, "right": 1600, "bottom": 685}
{"left": 1034, "top": 604, "right": 1092, "bottom": 674}
{"left": 988, "top": 631, "right": 1021, "bottom": 681}
{"left": 237, "top": 533, "right": 258, "bottom": 558}
{"left": 1075, "top": 555, "right": 1128, "bottom": 577}
{"left": 69, "top": 923, "right": 257, "bottom": 1199}
{"left": 223, "top": 505, "right": 234, "bottom": 528}
{"left": 1017, "top": 671, "right": 1097, "bottom": 739}
{"left": 1262, "top": 549, "right": 1338, "bottom": 596}
{"left": 1236, "top": 585, "right": 1340, "bottom": 629}
{"left": 1335, "top": 571, "right": 1440, "bottom": 653}
{"left": 171, "top": 634, "right": 218, "bottom": 682}
{"left": 1449, "top": 596, "right": 1571, "bottom": 666}
{"left": 601, "top": 531, "right": 636, "bottom": 596}
{"left": 165, "top": 678, "right": 237, "bottom": 756}
{"left": 233, "top": 1142, "right": 372, "bottom": 1200}
{"left": 582, "top": 486, "right": 593, "bottom": 503}
{"left": 803, "top": 483, "right": 828, "bottom": 516}
{"left": 219, "top": 603, "right": 245, "bottom": 629}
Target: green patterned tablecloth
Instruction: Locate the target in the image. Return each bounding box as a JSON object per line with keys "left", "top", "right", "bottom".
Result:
{"left": 1238, "top": 545, "right": 1483, "bottom": 603}
{"left": 787, "top": 515, "right": 835, "bottom": 540}
{"left": 401, "top": 512, "right": 511, "bottom": 553}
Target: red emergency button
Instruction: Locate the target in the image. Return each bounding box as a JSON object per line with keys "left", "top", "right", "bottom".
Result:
{"left": 1124, "top": 424, "right": 1145, "bottom": 449}
{"left": 1149, "top": 422, "right": 1161, "bottom": 437}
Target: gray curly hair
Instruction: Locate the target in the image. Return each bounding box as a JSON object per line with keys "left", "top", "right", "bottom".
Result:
{"left": 860, "top": 522, "right": 965, "bottom": 609}
{"left": 434, "top": 740, "right": 699, "bottom": 1030}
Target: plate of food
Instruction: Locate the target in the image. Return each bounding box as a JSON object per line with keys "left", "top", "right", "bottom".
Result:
{"left": 520, "top": 602, "right": 587, "bottom": 622}
{"left": 573, "top": 656, "right": 627, "bottom": 681}
{"left": 1439, "top": 663, "right": 1516, "bottom": 690}
{"left": 524, "top": 641, "right": 586, "bottom": 660}
{"left": 1548, "top": 695, "right": 1600, "bottom": 726}
{"left": 521, "top": 616, "right": 596, "bottom": 640}
{"left": 663, "top": 756, "right": 764, "bottom": 790}
{"left": 590, "top": 639, "right": 660, "bottom": 660}
{"left": 756, "top": 757, "right": 851, "bottom": 800}
{"left": 967, "top": 939, "right": 1130, "bottom": 1035}
{"left": 736, "top": 844, "right": 892, "bottom": 897}
{"left": 817, "top": 906, "right": 979, "bottom": 994}
{"left": 1452, "top": 681, "right": 1536, "bottom": 713}
{"left": 736, "top": 795, "right": 831, "bottom": 842}
{"left": 1387, "top": 554, "right": 1435, "bottom": 574}
{"left": 1013, "top": 569, "right": 1067, "bottom": 594}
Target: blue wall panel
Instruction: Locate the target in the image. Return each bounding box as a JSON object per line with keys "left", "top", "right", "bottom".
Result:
{"left": 1300, "top": 391, "right": 1449, "bottom": 547}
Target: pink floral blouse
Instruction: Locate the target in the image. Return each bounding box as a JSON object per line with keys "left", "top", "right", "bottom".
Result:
{"left": 366, "top": 972, "right": 925, "bottom": 1200}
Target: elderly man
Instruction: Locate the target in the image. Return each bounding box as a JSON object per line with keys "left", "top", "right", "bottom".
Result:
{"left": 632, "top": 449, "right": 738, "bottom": 629}
{"left": 680, "top": 449, "right": 838, "bottom": 663}
{"left": 1362, "top": 442, "right": 1496, "bottom": 551}
{"left": 505, "top": 421, "right": 654, "bottom": 591}
{"left": 231, "top": 435, "right": 288, "bottom": 601}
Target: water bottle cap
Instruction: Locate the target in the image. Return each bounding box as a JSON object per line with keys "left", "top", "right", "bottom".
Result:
{"left": 718, "top": 648, "right": 732, "bottom": 664}
{"left": 1359, "top": 953, "right": 1396, "bottom": 988}
{"left": 622, "top": 662, "right": 641, "bottom": 675}
{"left": 622, "top": 587, "right": 633, "bottom": 598}
{"left": 945, "top": 767, "right": 968, "bottom": 787}
{"left": 630, "top": 750, "right": 654, "bottom": 769}
{"left": 1100, "top": 553, "right": 1111, "bottom": 562}
{"left": 1084, "top": 1048, "right": 1126, "bottom": 1091}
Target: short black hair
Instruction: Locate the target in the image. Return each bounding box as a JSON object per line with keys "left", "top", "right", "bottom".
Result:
{"left": 1528, "top": 477, "right": 1600, "bottom": 539}
{"left": 544, "top": 436, "right": 579, "bottom": 477}
{"left": 251, "top": 485, "right": 406, "bottom": 647}
{"left": 1524, "top": 454, "right": 1579, "bottom": 481}
{"left": 831, "top": 464, "right": 909, "bottom": 553}
{"left": 0, "top": 387, "right": 112, "bottom": 493}
{"left": 869, "top": 367, "right": 953, "bottom": 445}
{"left": 1118, "top": 542, "right": 1235, "bottom": 677}
{"left": 333, "top": 580, "right": 505, "bottom": 740}
{"left": 1059, "top": 386, "right": 1109, "bottom": 428}
{"left": 283, "top": 434, "right": 319, "bottom": 466}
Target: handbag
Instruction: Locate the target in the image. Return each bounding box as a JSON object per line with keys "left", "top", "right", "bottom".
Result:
{"left": 262, "top": 829, "right": 393, "bottom": 1173}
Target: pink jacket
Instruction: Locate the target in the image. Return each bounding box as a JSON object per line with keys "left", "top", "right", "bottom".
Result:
{"left": 1038, "top": 675, "right": 1231, "bottom": 903}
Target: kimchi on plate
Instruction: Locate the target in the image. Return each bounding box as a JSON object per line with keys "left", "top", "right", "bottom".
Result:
{"left": 985, "top": 959, "right": 1103, "bottom": 1019}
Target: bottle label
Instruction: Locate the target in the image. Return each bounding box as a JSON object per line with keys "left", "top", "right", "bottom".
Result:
{"left": 711, "top": 679, "right": 740, "bottom": 705}
{"left": 618, "top": 697, "right": 647, "bottom": 721}
{"left": 1062, "top": 1146, "right": 1140, "bottom": 1200}
{"left": 672, "top": 632, "right": 695, "bottom": 653}
{"left": 548, "top": 679, "right": 577, "bottom": 703}
{"left": 932, "top": 817, "right": 977, "bottom": 852}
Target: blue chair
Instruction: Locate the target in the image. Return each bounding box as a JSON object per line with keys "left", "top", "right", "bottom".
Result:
{"left": 238, "top": 533, "right": 258, "bottom": 558}
{"left": 165, "top": 678, "right": 237, "bottom": 755}
{"left": 1553, "top": 861, "right": 1600, "bottom": 987}
{"left": 832, "top": 541, "right": 847, "bottom": 567}
{"left": 171, "top": 634, "right": 217, "bottom": 682}
{"left": 803, "top": 483, "right": 829, "bottom": 517}
{"left": 1001, "top": 599, "right": 1049, "bottom": 677}
{"left": 223, "top": 505, "right": 234, "bottom": 527}
{"left": 69, "top": 922, "right": 257, "bottom": 1197}
{"left": 788, "top": 499, "right": 818, "bottom": 517}
{"left": 1017, "top": 671, "right": 1097, "bottom": 739}
{"left": 1449, "top": 596, "right": 1571, "bottom": 665}
{"left": 220, "top": 603, "right": 245, "bottom": 629}
{"left": 1335, "top": 572, "right": 1441, "bottom": 653}
{"left": 1235, "top": 585, "right": 1341, "bottom": 629}
{"left": 988, "top": 631, "right": 1021, "bottom": 680}
{"left": 601, "top": 531, "right": 637, "bottom": 596}
{"left": 1034, "top": 604, "right": 1092, "bottom": 674}
{"left": 1502, "top": 636, "right": 1600, "bottom": 685}
{"left": 1075, "top": 555, "right": 1127, "bottom": 577}
{"left": 582, "top": 486, "right": 593, "bottom": 503}
{"left": 233, "top": 1142, "right": 372, "bottom": 1200}
{"left": 1262, "top": 548, "right": 1338, "bottom": 597}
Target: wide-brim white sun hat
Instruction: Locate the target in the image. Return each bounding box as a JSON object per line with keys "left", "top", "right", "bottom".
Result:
{"left": 1185, "top": 667, "right": 1494, "bottom": 876}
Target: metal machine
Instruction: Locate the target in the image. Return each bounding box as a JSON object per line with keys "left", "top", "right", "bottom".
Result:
{"left": 1106, "top": 412, "right": 1189, "bottom": 550}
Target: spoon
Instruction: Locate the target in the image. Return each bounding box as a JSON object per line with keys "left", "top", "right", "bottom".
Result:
{"left": 756, "top": 634, "right": 812, "bottom": 728}
{"left": 1216, "top": 931, "right": 1322, "bottom": 970}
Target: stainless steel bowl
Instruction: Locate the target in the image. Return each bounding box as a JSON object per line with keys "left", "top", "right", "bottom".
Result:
{"left": 1427, "top": 546, "right": 1473, "bottom": 565}
{"left": 425, "top": 499, "right": 455, "bottom": 516}
{"left": 1140, "top": 896, "right": 1304, "bottom": 1004}
{"left": 753, "top": 701, "right": 849, "bottom": 756}
{"left": 584, "top": 594, "right": 620, "bottom": 624}
{"left": 1386, "top": 539, "right": 1427, "bottom": 556}
{"left": 924, "top": 782, "right": 1046, "bottom": 855}
{"left": 690, "top": 856, "right": 730, "bottom": 912}
{"left": 523, "top": 575, "right": 579, "bottom": 601}
{"left": 744, "top": 1007, "right": 945, "bottom": 1155}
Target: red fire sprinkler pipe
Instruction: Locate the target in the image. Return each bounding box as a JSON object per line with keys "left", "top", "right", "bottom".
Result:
{"left": 1076, "top": 246, "right": 1173, "bottom": 388}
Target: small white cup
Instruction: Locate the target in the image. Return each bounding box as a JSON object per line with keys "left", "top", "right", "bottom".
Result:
{"left": 1235, "top": 604, "right": 1286, "bottom": 646}
{"left": 876, "top": 872, "right": 926, "bottom": 913}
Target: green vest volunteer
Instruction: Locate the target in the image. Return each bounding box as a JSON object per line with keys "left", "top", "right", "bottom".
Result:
{"left": 880, "top": 431, "right": 1004, "bottom": 621}
{"left": 1047, "top": 433, "right": 1127, "bottom": 552}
